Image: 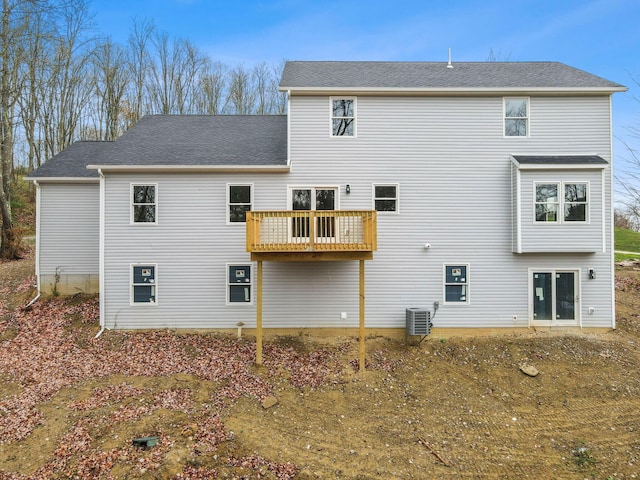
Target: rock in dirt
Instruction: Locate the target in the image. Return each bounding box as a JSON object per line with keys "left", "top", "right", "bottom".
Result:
{"left": 519, "top": 364, "right": 539, "bottom": 377}
{"left": 261, "top": 395, "right": 279, "bottom": 409}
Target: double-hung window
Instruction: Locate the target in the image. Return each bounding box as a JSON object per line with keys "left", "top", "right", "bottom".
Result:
{"left": 227, "top": 184, "right": 252, "bottom": 223}
{"left": 444, "top": 264, "right": 469, "bottom": 304}
{"left": 331, "top": 97, "right": 356, "bottom": 137}
{"left": 227, "top": 264, "right": 252, "bottom": 304}
{"left": 131, "top": 184, "right": 157, "bottom": 223}
{"left": 131, "top": 264, "right": 156, "bottom": 305}
{"left": 373, "top": 184, "right": 399, "bottom": 212}
{"left": 535, "top": 182, "right": 588, "bottom": 223}
{"left": 504, "top": 97, "right": 528, "bottom": 137}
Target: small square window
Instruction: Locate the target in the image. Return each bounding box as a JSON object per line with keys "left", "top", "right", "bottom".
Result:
{"left": 227, "top": 264, "right": 252, "bottom": 304}
{"left": 131, "top": 264, "right": 156, "bottom": 304}
{"left": 373, "top": 184, "right": 398, "bottom": 212}
{"left": 131, "top": 184, "right": 157, "bottom": 223}
{"left": 331, "top": 98, "right": 356, "bottom": 137}
{"left": 228, "top": 184, "right": 253, "bottom": 223}
{"left": 444, "top": 264, "right": 469, "bottom": 304}
{"left": 504, "top": 97, "right": 528, "bottom": 137}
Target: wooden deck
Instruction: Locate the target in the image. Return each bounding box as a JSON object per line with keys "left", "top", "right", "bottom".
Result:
{"left": 246, "top": 210, "right": 377, "bottom": 261}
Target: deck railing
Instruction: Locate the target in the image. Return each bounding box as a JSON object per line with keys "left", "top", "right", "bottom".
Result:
{"left": 246, "top": 210, "right": 377, "bottom": 253}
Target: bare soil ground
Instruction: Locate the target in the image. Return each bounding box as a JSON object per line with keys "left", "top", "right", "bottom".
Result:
{"left": 1, "top": 252, "right": 639, "bottom": 479}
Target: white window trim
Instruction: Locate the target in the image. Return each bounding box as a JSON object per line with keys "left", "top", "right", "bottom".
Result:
{"left": 503, "top": 97, "right": 530, "bottom": 138}
{"left": 130, "top": 183, "right": 158, "bottom": 225}
{"left": 226, "top": 183, "right": 254, "bottom": 225}
{"left": 443, "top": 263, "right": 470, "bottom": 305}
{"left": 329, "top": 96, "right": 357, "bottom": 138}
{"left": 130, "top": 263, "right": 157, "bottom": 306}
{"left": 226, "top": 263, "right": 254, "bottom": 306}
{"left": 533, "top": 181, "right": 590, "bottom": 224}
{"left": 528, "top": 268, "right": 581, "bottom": 327}
{"left": 372, "top": 183, "right": 400, "bottom": 214}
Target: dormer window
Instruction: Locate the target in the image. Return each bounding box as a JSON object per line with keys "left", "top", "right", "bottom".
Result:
{"left": 331, "top": 97, "right": 356, "bottom": 137}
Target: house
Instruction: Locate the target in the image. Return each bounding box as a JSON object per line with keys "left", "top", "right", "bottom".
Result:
{"left": 28, "top": 61, "right": 626, "bottom": 349}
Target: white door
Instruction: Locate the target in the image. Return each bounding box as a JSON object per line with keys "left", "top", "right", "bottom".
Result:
{"left": 290, "top": 187, "right": 338, "bottom": 243}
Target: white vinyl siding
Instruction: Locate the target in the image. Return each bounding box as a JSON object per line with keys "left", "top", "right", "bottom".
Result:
{"left": 38, "top": 183, "right": 99, "bottom": 293}
{"left": 100, "top": 93, "right": 614, "bottom": 330}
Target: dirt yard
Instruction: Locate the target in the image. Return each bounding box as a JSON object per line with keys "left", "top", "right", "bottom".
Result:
{"left": 1, "top": 252, "right": 639, "bottom": 479}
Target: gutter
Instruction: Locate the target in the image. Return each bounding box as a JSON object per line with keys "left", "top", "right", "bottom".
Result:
{"left": 96, "top": 168, "right": 106, "bottom": 338}
{"left": 26, "top": 180, "right": 42, "bottom": 308}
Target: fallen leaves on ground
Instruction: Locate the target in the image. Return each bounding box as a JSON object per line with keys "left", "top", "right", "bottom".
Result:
{"left": 0, "top": 293, "right": 363, "bottom": 478}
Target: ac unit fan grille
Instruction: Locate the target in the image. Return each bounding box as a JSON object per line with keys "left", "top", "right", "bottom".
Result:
{"left": 406, "top": 308, "right": 432, "bottom": 336}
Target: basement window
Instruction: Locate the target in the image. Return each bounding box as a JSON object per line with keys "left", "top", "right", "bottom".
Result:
{"left": 227, "top": 264, "right": 252, "bottom": 305}
{"left": 131, "top": 264, "right": 156, "bottom": 305}
{"left": 444, "top": 264, "right": 469, "bottom": 304}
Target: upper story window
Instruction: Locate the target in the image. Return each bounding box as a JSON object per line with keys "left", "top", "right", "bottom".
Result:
{"left": 373, "top": 184, "right": 399, "bottom": 212}
{"left": 535, "top": 182, "right": 588, "bottom": 223}
{"left": 131, "top": 184, "right": 157, "bottom": 224}
{"left": 504, "top": 97, "right": 528, "bottom": 137}
{"left": 228, "top": 184, "right": 253, "bottom": 223}
{"left": 331, "top": 97, "right": 356, "bottom": 137}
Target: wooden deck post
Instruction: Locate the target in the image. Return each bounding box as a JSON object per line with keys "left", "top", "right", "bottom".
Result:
{"left": 359, "top": 259, "right": 365, "bottom": 372}
{"left": 256, "top": 260, "right": 263, "bottom": 365}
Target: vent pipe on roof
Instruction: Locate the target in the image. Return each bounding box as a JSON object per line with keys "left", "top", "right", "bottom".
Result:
{"left": 447, "top": 48, "right": 454, "bottom": 69}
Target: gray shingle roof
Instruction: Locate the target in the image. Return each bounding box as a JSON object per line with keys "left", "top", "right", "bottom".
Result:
{"left": 512, "top": 155, "right": 608, "bottom": 165}
{"left": 29, "top": 115, "right": 288, "bottom": 179}
{"left": 27, "top": 141, "right": 107, "bottom": 179}
{"left": 280, "top": 61, "right": 626, "bottom": 92}
{"left": 101, "top": 115, "right": 287, "bottom": 167}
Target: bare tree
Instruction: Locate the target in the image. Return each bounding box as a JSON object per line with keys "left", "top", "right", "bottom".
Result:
{"left": 1, "top": 0, "right": 45, "bottom": 258}
{"left": 92, "top": 39, "right": 130, "bottom": 140}
{"left": 126, "top": 17, "right": 154, "bottom": 124}
{"left": 195, "top": 60, "right": 227, "bottom": 115}
{"left": 226, "top": 64, "right": 255, "bottom": 114}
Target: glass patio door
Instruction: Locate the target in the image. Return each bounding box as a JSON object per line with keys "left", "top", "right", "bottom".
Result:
{"left": 290, "top": 188, "right": 337, "bottom": 242}
{"left": 532, "top": 270, "right": 579, "bottom": 325}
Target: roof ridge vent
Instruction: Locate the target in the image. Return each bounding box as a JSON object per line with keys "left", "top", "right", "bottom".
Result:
{"left": 447, "top": 48, "right": 454, "bottom": 69}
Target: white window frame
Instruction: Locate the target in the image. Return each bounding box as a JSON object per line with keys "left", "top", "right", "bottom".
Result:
{"left": 443, "top": 264, "right": 470, "bottom": 305}
{"left": 503, "top": 97, "right": 529, "bottom": 138}
{"left": 226, "top": 263, "right": 254, "bottom": 306}
{"left": 534, "top": 181, "right": 589, "bottom": 224}
{"left": 528, "top": 268, "right": 581, "bottom": 326}
{"left": 330, "top": 96, "right": 356, "bottom": 137}
{"left": 372, "top": 183, "right": 399, "bottom": 213}
{"left": 226, "top": 183, "right": 253, "bottom": 225}
{"left": 130, "top": 183, "right": 158, "bottom": 225}
{"left": 130, "top": 263, "right": 157, "bottom": 306}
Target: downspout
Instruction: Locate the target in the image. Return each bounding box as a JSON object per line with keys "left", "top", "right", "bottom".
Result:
{"left": 95, "top": 169, "right": 106, "bottom": 338}
{"left": 25, "top": 180, "right": 41, "bottom": 307}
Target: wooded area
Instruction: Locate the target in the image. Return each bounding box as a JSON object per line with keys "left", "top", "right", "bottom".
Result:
{"left": 0, "top": 0, "right": 287, "bottom": 259}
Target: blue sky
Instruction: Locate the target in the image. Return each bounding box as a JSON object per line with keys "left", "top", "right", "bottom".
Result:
{"left": 91, "top": 0, "right": 640, "bottom": 181}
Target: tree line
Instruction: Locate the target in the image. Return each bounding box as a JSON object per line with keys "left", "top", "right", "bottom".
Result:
{"left": 0, "top": 0, "right": 287, "bottom": 258}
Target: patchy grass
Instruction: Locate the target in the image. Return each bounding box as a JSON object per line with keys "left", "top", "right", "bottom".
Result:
{"left": 615, "top": 226, "right": 640, "bottom": 252}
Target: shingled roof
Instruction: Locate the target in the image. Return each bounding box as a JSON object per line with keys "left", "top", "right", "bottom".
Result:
{"left": 28, "top": 115, "right": 288, "bottom": 178}
{"left": 280, "top": 61, "right": 626, "bottom": 93}
{"left": 27, "top": 141, "right": 107, "bottom": 180}
{"left": 94, "top": 115, "right": 288, "bottom": 168}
